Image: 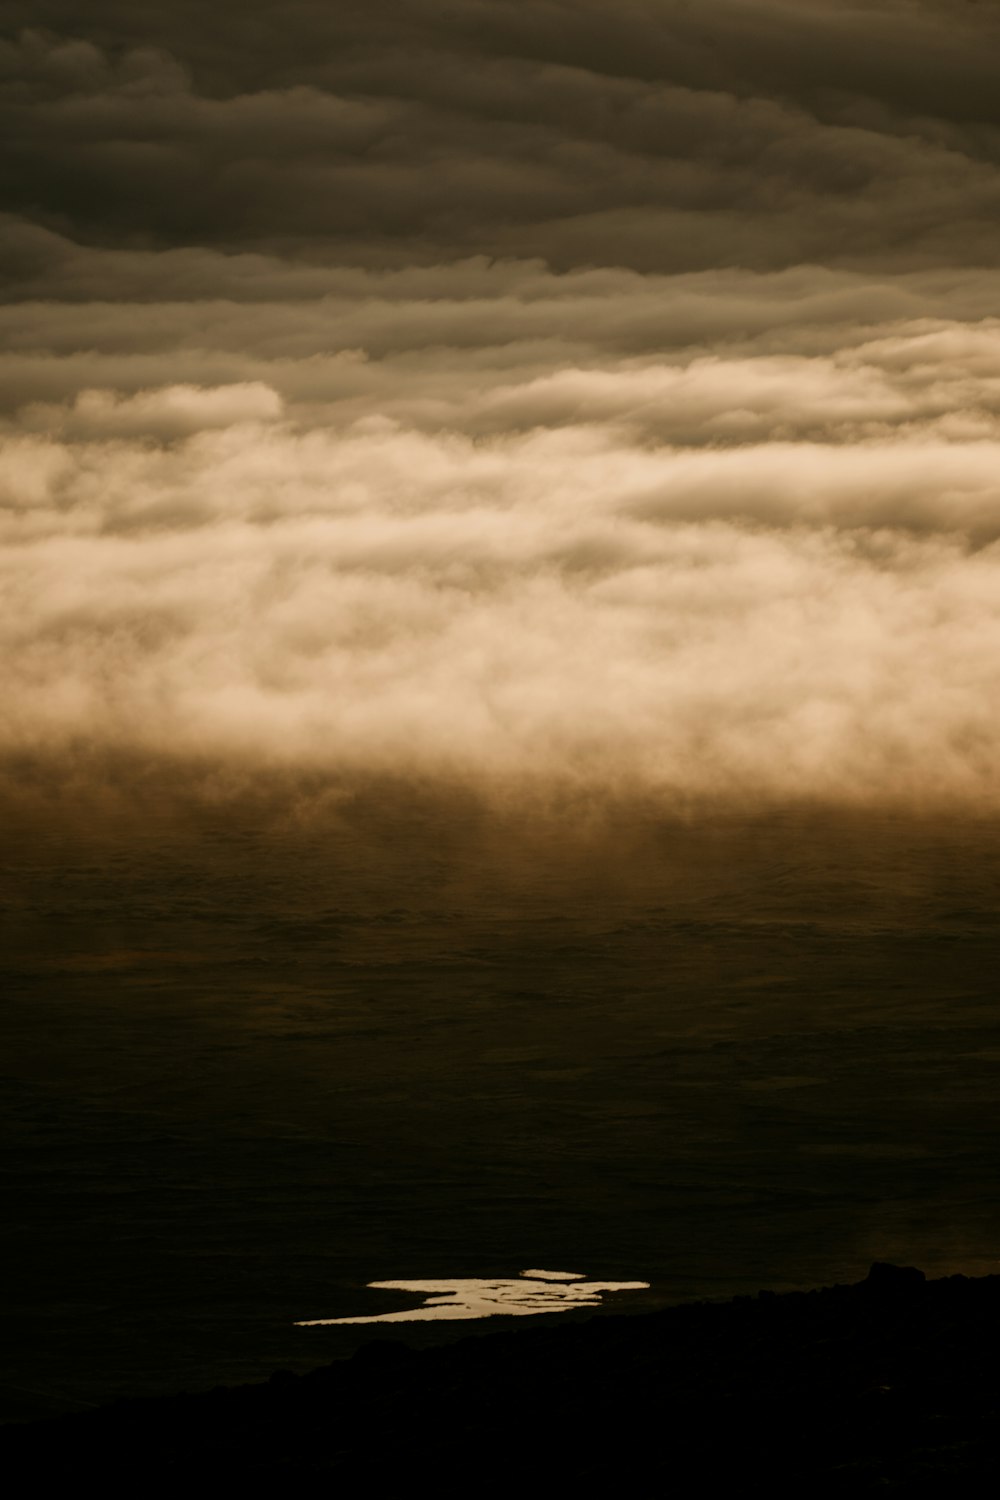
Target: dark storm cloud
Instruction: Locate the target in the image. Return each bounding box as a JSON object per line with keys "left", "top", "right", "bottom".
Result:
{"left": 3, "top": 3, "right": 1000, "bottom": 268}
{"left": 7, "top": 2, "right": 999, "bottom": 121}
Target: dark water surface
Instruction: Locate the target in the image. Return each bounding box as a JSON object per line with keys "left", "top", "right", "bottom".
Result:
{"left": 3, "top": 791, "right": 1000, "bottom": 1421}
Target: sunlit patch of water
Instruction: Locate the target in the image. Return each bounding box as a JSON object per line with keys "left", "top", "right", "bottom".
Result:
{"left": 295, "top": 1270, "right": 649, "bottom": 1325}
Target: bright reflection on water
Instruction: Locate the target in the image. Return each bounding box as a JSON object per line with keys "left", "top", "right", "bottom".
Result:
{"left": 296, "top": 1269, "right": 649, "bottom": 1325}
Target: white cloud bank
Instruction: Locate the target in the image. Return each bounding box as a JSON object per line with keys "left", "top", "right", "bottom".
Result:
{"left": 4, "top": 278, "right": 1000, "bottom": 810}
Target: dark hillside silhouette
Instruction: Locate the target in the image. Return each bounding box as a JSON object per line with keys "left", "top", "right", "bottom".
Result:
{"left": 3, "top": 1264, "right": 999, "bottom": 1495}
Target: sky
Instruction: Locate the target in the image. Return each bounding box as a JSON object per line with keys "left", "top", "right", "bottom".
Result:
{"left": 4, "top": 0, "right": 1000, "bottom": 813}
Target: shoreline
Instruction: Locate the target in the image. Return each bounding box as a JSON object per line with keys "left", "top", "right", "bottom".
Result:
{"left": 4, "top": 1262, "right": 998, "bottom": 1493}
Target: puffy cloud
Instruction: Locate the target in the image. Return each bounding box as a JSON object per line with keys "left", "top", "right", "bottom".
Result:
{"left": 5, "top": 364, "right": 1000, "bottom": 807}
{"left": 20, "top": 381, "right": 284, "bottom": 438}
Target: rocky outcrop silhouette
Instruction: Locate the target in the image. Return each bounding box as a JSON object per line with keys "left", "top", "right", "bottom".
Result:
{"left": 2, "top": 1265, "right": 998, "bottom": 1495}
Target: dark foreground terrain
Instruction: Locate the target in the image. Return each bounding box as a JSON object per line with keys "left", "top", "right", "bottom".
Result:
{"left": 3, "top": 1263, "right": 998, "bottom": 1495}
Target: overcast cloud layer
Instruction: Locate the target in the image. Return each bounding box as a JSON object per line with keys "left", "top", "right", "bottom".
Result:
{"left": 4, "top": 1, "right": 1000, "bottom": 810}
